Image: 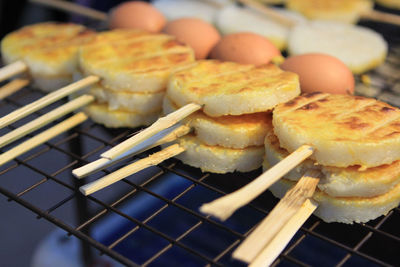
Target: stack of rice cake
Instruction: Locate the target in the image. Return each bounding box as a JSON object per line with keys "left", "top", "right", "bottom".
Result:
{"left": 1, "top": 22, "right": 95, "bottom": 92}
{"left": 78, "top": 29, "right": 195, "bottom": 128}
{"left": 264, "top": 93, "right": 400, "bottom": 223}
{"left": 163, "top": 60, "right": 300, "bottom": 173}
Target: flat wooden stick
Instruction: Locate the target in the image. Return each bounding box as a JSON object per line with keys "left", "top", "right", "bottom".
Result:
{"left": 238, "top": 0, "right": 296, "bottom": 27}
{"left": 80, "top": 144, "right": 185, "bottom": 195}
{"left": 72, "top": 124, "right": 190, "bottom": 179}
{"left": 0, "top": 112, "right": 87, "bottom": 166}
{"left": 29, "top": 0, "right": 108, "bottom": 21}
{"left": 0, "top": 79, "right": 30, "bottom": 100}
{"left": 0, "top": 61, "right": 28, "bottom": 83}
{"left": 0, "top": 95, "right": 94, "bottom": 149}
{"left": 0, "top": 75, "right": 98, "bottom": 130}
{"left": 100, "top": 103, "right": 201, "bottom": 160}
{"left": 233, "top": 170, "right": 321, "bottom": 263}
{"left": 200, "top": 145, "right": 314, "bottom": 221}
{"left": 362, "top": 10, "right": 400, "bottom": 26}
{"left": 250, "top": 199, "right": 318, "bottom": 267}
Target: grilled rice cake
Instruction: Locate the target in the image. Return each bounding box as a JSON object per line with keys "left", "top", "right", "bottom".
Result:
{"left": 167, "top": 60, "right": 300, "bottom": 117}
{"left": 79, "top": 29, "right": 195, "bottom": 93}
{"left": 90, "top": 84, "right": 164, "bottom": 113}
{"left": 163, "top": 96, "right": 272, "bottom": 149}
{"left": 264, "top": 131, "right": 400, "bottom": 198}
{"left": 287, "top": 21, "right": 387, "bottom": 74}
{"left": 84, "top": 103, "right": 161, "bottom": 128}
{"left": 273, "top": 93, "right": 400, "bottom": 168}
{"left": 269, "top": 177, "right": 400, "bottom": 224}
{"left": 1, "top": 22, "right": 94, "bottom": 90}
{"left": 166, "top": 134, "right": 264, "bottom": 173}
{"left": 286, "top": 0, "right": 373, "bottom": 24}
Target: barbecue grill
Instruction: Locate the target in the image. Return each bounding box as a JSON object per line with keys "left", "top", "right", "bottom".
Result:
{"left": 0, "top": 7, "right": 400, "bottom": 266}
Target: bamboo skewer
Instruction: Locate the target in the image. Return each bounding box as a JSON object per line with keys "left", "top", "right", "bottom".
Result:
{"left": 0, "top": 95, "right": 94, "bottom": 149}
{"left": 80, "top": 144, "right": 185, "bottom": 196}
{"left": 100, "top": 103, "right": 201, "bottom": 160}
{"left": 0, "top": 79, "right": 30, "bottom": 100}
{"left": 29, "top": 0, "right": 108, "bottom": 21}
{"left": 72, "top": 124, "right": 191, "bottom": 179}
{"left": 250, "top": 199, "right": 318, "bottom": 267}
{"left": 0, "top": 112, "right": 87, "bottom": 166}
{"left": 200, "top": 145, "right": 314, "bottom": 221}
{"left": 0, "top": 75, "right": 99, "bottom": 130}
{"left": 361, "top": 10, "right": 400, "bottom": 26}
{"left": 238, "top": 0, "right": 296, "bottom": 27}
{"left": 233, "top": 170, "right": 321, "bottom": 263}
{"left": 0, "top": 61, "right": 28, "bottom": 83}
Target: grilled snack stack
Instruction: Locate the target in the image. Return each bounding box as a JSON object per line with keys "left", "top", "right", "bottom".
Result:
{"left": 78, "top": 29, "right": 195, "bottom": 128}
{"left": 264, "top": 93, "right": 400, "bottom": 223}
{"left": 163, "top": 60, "right": 300, "bottom": 173}
{"left": 1, "top": 22, "right": 95, "bottom": 92}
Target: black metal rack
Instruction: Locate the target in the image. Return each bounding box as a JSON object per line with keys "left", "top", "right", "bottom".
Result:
{"left": 1, "top": 24, "right": 400, "bottom": 267}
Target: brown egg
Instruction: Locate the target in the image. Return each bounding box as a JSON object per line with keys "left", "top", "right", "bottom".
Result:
{"left": 281, "top": 53, "right": 355, "bottom": 94}
{"left": 210, "top": 32, "right": 281, "bottom": 66}
{"left": 109, "top": 1, "right": 166, "bottom": 33}
{"left": 163, "top": 18, "right": 221, "bottom": 60}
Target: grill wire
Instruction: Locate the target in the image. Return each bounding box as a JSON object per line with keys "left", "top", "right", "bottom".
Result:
{"left": 1, "top": 23, "right": 400, "bottom": 267}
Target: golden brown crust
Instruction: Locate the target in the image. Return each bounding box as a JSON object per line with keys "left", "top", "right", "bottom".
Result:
{"left": 167, "top": 60, "right": 300, "bottom": 116}
{"left": 273, "top": 93, "right": 400, "bottom": 167}
{"left": 79, "top": 29, "right": 195, "bottom": 92}
{"left": 286, "top": 0, "right": 373, "bottom": 23}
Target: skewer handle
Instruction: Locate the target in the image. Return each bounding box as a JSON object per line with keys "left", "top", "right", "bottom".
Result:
{"left": 100, "top": 103, "right": 201, "bottom": 160}
{"left": 72, "top": 124, "right": 190, "bottom": 179}
{"left": 233, "top": 170, "right": 321, "bottom": 263}
{"left": 200, "top": 145, "right": 314, "bottom": 221}
{"left": 0, "top": 61, "right": 28, "bottom": 83}
{"left": 80, "top": 144, "right": 185, "bottom": 195}
{"left": 0, "top": 112, "right": 87, "bottom": 167}
{"left": 29, "top": 0, "right": 108, "bottom": 21}
{"left": 0, "top": 75, "right": 98, "bottom": 130}
{"left": 362, "top": 10, "right": 400, "bottom": 26}
{"left": 249, "top": 199, "right": 318, "bottom": 267}
{"left": 0, "top": 79, "right": 30, "bottom": 100}
{"left": 238, "top": 0, "right": 296, "bottom": 27}
{"left": 0, "top": 95, "right": 94, "bottom": 149}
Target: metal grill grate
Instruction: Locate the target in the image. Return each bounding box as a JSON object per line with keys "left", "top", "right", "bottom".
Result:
{"left": 1, "top": 25, "right": 400, "bottom": 267}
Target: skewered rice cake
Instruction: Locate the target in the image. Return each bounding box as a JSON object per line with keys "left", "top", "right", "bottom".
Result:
{"left": 286, "top": 0, "right": 373, "bottom": 24}
{"left": 264, "top": 131, "right": 400, "bottom": 198}
{"left": 84, "top": 103, "right": 161, "bottom": 128}
{"left": 269, "top": 177, "right": 400, "bottom": 224}
{"left": 79, "top": 29, "right": 195, "bottom": 93}
{"left": 167, "top": 60, "right": 300, "bottom": 117}
{"left": 163, "top": 96, "right": 271, "bottom": 149}
{"left": 1, "top": 22, "right": 95, "bottom": 91}
{"left": 90, "top": 84, "right": 164, "bottom": 113}
{"left": 287, "top": 21, "right": 388, "bottom": 74}
{"left": 167, "top": 134, "right": 265, "bottom": 173}
{"left": 273, "top": 93, "right": 400, "bottom": 168}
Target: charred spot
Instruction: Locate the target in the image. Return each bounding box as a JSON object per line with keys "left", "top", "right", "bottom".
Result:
{"left": 381, "top": 107, "right": 395, "bottom": 113}
{"left": 391, "top": 122, "right": 400, "bottom": 128}
{"left": 303, "top": 92, "right": 322, "bottom": 98}
{"left": 298, "top": 102, "right": 319, "bottom": 110}
{"left": 284, "top": 99, "right": 298, "bottom": 107}
{"left": 385, "top": 131, "right": 400, "bottom": 137}
{"left": 340, "top": 117, "right": 370, "bottom": 129}
{"left": 317, "top": 98, "right": 329, "bottom": 102}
